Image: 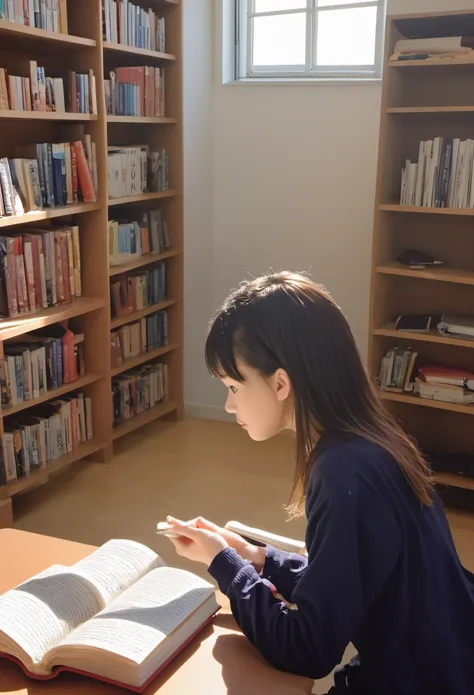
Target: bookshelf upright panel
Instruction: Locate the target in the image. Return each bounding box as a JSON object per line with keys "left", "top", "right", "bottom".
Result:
{"left": 0, "top": 0, "right": 183, "bottom": 526}
{"left": 369, "top": 10, "right": 474, "bottom": 505}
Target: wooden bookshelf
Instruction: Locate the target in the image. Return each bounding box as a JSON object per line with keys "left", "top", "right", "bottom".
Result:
{"left": 108, "top": 248, "right": 179, "bottom": 276}
{"left": 0, "top": 0, "right": 183, "bottom": 525}
{"left": 108, "top": 190, "right": 177, "bottom": 206}
{"left": 369, "top": 9, "right": 474, "bottom": 505}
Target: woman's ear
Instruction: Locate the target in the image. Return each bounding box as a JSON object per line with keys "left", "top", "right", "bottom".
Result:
{"left": 274, "top": 368, "right": 292, "bottom": 402}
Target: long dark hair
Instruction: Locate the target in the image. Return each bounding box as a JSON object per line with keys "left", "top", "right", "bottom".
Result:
{"left": 205, "top": 272, "right": 433, "bottom": 516}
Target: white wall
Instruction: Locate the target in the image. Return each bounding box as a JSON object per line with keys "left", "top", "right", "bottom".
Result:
{"left": 183, "top": 0, "right": 474, "bottom": 418}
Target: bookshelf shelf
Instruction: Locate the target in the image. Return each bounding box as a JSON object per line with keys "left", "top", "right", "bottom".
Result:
{"left": 112, "top": 400, "right": 178, "bottom": 440}
{"left": 379, "top": 204, "right": 474, "bottom": 216}
{"left": 387, "top": 106, "right": 474, "bottom": 114}
{"left": 103, "top": 41, "right": 176, "bottom": 62}
{"left": 0, "top": 111, "right": 98, "bottom": 121}
{"left": 111, "top": 299, "right": 177, "bottom": 330}
{"left": 373, "top": 324, "right": 474, "bottom": 349}
{"left": 1, "top": 373, "right": 102, "bottom": 418}
{"left": 0, "top": 19, "right": 96, "bottom": 48}
{"left": 0, "top": 0, "right": 183, "bottom": 526}
{"left": 108, "top": 190, "right": 177, "bottom": 206}
{"left": 389, "top": 57, "right": 474, "bottom": 68}
{"left": 0, "top": 203, "right": 101, "bottom": 229}
{"left": 5, "top": 440, "right": 105, "bottom": 496}
{"left": 380, "top": 391, "right": 474, "bottom": 416}
{"left": 435, "top": 473, "right": 474, "bottom": 491}
{"left": 106, "top": 116, "right": 177, "bottom": 124}
{"left": 0, "top": 297, "right": 106, "bottom": 342}
{"left": 369, "top": 10, "right": 474, "bottom": 504}
{"left": 376, "top": 261, "right": 474, "bottom": 286}
{"left": 109, "top": 249, "right": 180, "bottom": 276}
{"left": 111, "top": 343, "right": 179, "bottom": 377}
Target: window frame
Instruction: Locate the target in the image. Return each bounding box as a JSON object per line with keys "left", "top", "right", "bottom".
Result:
{"left": 236, "top": 0, "right": 386, "bottom": 81}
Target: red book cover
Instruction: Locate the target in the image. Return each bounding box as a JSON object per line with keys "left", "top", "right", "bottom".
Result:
{"left": 3, "top": 237, "right": 18, "bottom": 317}
{"left": 0, "top": 611, "right": 218, "bottom": 693}
{"left": 14, "top": 237, "right": 29, "bottom": 313}
{"left": 60, "top": 322, "right": 76, "bottom": 384}
{"left": 73, "top": 140, "right": 96, "bottom": 203}
{"left": 25, "top": 235, "right": 43, "bottom": 310}
{"left": 60, "top": 232, "right": 71, "bottom": 304}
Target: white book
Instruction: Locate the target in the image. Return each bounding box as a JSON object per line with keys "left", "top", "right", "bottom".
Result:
{"left": 2, "top": 434, "right": 17, "bottom": 482}
{"left": 0, "top": 540, "right": 218, "bottom": 690}
{"left": 225, "top": 520, "right": 306, "bottom": 555}
{"left": 31, "top": 349, "right": 40, "bottom": 400}
{"left": 422, "top": 140, "right": 433, "bottom": 207}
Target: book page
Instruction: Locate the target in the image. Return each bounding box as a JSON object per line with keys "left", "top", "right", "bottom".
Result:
{"left": 70, "top": 539, "right": 164, "bottom": 605}
{"left": 54, "top": 567, "right": 215, "bottom": 664}
{"left": 0, "top": 565, "right": 102, "bottom": 668}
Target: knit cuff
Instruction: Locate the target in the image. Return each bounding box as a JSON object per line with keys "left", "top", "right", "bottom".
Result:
{"left": 208, "top": 547, "right": 248, "bottom": 594}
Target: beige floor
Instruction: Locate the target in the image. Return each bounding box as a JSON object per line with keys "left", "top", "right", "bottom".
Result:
{"left": 12, "top": 418, "right": 474, "bottom": 694}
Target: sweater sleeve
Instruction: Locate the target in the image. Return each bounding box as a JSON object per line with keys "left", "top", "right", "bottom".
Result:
{"left": 208, "top": 448, "right": 402, "bottom": 680}
{"left": 260, "top": 546, "right": 308, "bottom": 601}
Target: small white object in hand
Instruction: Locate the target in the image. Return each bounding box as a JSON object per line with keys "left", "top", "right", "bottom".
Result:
{"left": 156, "top": 522, "right": 180, "bottom": 538}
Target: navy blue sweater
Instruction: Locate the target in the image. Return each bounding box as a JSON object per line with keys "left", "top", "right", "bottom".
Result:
{"left": 208, "top": 437, "right": 474, "bottom": 695}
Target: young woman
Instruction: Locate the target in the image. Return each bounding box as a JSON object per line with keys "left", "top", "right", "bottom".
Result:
{"left": 166, "top": 272, "right": 474, "bottom": 695}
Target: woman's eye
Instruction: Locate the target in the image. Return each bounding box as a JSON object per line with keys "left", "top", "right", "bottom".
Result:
{"left": 229, "top": 386, "right": 238, "bottom": 394}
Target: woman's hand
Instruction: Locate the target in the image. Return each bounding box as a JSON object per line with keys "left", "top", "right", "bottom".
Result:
{"left": 165, "top": 517, "right": 228, "bottom": 566}
{"left": 166, "top": 516, "right": 266, "bottom": 573}
{"left": 193, "top": 517, "right": 266, "bottom": 573}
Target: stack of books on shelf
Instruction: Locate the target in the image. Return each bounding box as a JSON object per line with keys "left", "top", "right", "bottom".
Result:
{"left": 108, "top": 145, "right": 169, "bottom": 199}
{"left": 379, "top": 346, "right": 418, "bottom": 393}
{"left": 415, "top": 366, "right": 474, "bottom": 406}
{"left": 1, "top": 391, "right": 93, "bottom": 483}
{"left": 390, "top": 36, "right": 474, "bottom": 63}
{"left": 0, "top": 136, "right": 97, "bottom": 218}
{"left": 0, "top": 0, "right": 69, "bottom": 32}
{"left": 401, "top": 137, "right": 474, "bottom": 209}
{"left": 0, "top": 324, "right": 85, "bottom": 409}
{"left": 112, "top": 362, "right": 168, "bottom": 427}
{"left": 379, "top": 347, "right": 474, "bottom": 406}
{"left": 103, "top": 0, "right": 166, "bottom": 52}
{"left": 104, "top": 66, "right": 165, "bottom": 117}
{"left": 111, "top": 261, "right": 166, "bottom": 318}
{"left": 0, "top": 65, "right": 97, "bottom": 115}
{"left": 110, "top": 309, "right": 168, "bottom": 368}
{"left": 108, "top": 209, "right": 170, "bottom": 266}
{"left": 0, "top": 224, "right": 82, "bottom": 317}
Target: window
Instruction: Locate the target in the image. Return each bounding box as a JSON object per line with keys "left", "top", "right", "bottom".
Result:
{"left": 236, "top": 0, "right": 385, "bottom": 80}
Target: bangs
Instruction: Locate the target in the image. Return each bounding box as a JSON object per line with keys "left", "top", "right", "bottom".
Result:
{"left": 205, "top": 314, "right": 244, "bottom": 382}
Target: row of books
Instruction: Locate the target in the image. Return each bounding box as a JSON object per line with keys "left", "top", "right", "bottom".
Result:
{"left": 0, "top": 138, "right": 97, "bottom": 219}
{"left": 110, "top": 309, "right": 168, "bottom": 369}
{"left": 0, "top": 0, "right": 69, "bottom": 33}
{"left": 0, "top": 225, "right": 82, "bottom": 317}
{"left": 0, "top": 325, "right": 85, "bottom": 409}
{"left": 401, "top": 137, "right": 474, "bottom": 209}
{"left": 112, "top": 362, "right": 169, "bottom": 427}
{"left": 108, "top": 209, "right": 170, "bottom": 267}
{"left": 0, "top": 65, "right": 97, "bottom": 115}
{"left": 103, "top": 0, "right": 166, "bottom": 52}
{"left": 111, "top": 261, "right": 166, "bottom": 319}
{"left": 379, "top": 346, "right": 418, "bottom": 393}
{"left": 1, "top": 392, "right": 93, "bottom": 483}
{"left": 104, "top": 66, "right": 165, "bottom": 118}
{"left": 108, "top": 146, "right": 169, "bottom": 199}
{"left": 379, "top": 347, "right": 474, "bottom": 406}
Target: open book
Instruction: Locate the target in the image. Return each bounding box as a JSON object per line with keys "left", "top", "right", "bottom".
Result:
{"left": 225, "top": 520, "right": 306, "bottom": 555}
{"left": 0, "top": 539, "right": 219, "bottom": 692}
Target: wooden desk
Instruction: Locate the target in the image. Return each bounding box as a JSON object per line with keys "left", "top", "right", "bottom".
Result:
{"left": 0, "top": 529, "right": 313, "bottom": 694}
